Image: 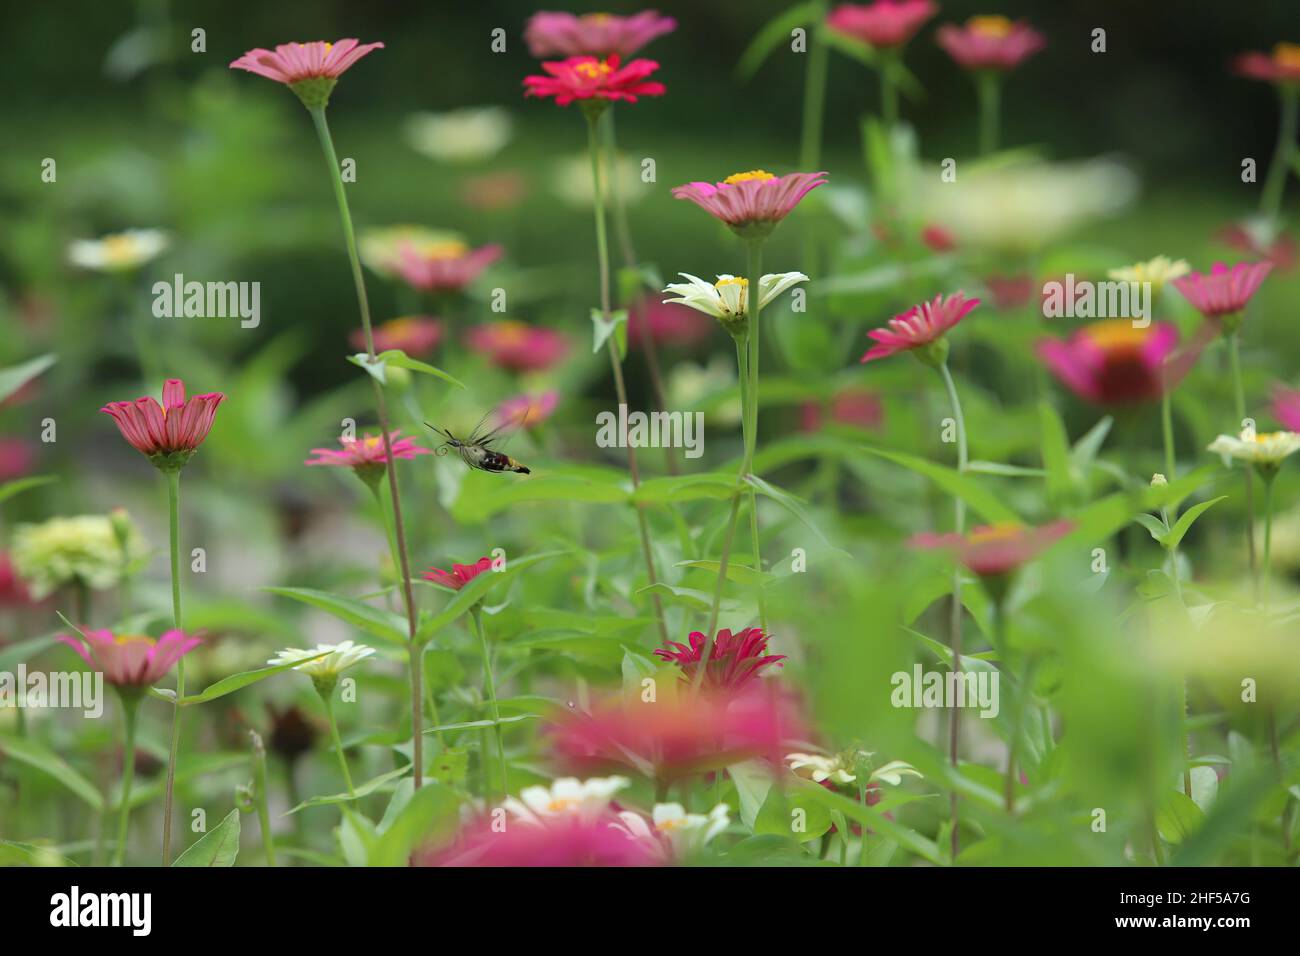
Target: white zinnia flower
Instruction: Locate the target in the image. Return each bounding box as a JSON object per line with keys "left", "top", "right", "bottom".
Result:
{"left": 1107, "top": 255, "right": 1190, "bottom": 294}
{"left": 504, "top": 776, "right": 629, "bottom": 825}
{"left": 68, "top": 229, "right": 169, "bottom": 272}
{"left": 662, "top": 272, "right": 809, "bottom": 321}
{"left": 1208, "top": 429, "right": 1300, "bottom": 474}
{"left": 268, "top": 640, "right": 375, "bottom": 680}
{"left": 786, "top": 752, "right": 856, "bottom": 784}
{"left": 405, "top": 107, "right": 513, "bottom": 164}
{"left": 613, "top": 803, "right": 730, "bottom": 858}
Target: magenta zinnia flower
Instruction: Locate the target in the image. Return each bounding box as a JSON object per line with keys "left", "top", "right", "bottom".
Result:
{"left": 628, "top": 295, "right": 713, "bottom": 349}
{"left": 423, "top": 557, "right": 493, "bottom": 591}
{"left": 525, "top": 10, "right": 677, "bottom": 58}
{"left": 395, "top": 241, "right": 502, "bottom": 295}
{"left": 101, "top": 378, "right": 225, "bottom": 472}
{"left": 672, "top": 170, "right": 828, "bottom": 241}
{"left": 60, "top": 629, "right": 200, "bottom": 689}
{"left": 936, "top": 16, "right": 1045, "bottom": 71}
{"left": 801, "top": 389, "right": 885, "bottom": 433}
{"left": 524, "top": 55, "right": 665, "bottom": 108}
{"left": 1232, "top": 43, "right": 1300, "bottom": 85}
{"left": 350, "top": 316, "right": 444, "bottom": 356}
{"left": 861, "top": 292, "right": 980, "bottom": 365}
{"left": 419, "top": 812, "right": 659, "bottom": 867}
{"left": 1172, "top": 261, "right": 1273, "bottom": 331}
{"left": 911, "top": 520, "right": 1074, "bottom": 578}
{"left": 1273, "top": 385, "right": 1300, "bottom": 431}
{"left": 497, "top": 391, "right": 559, "bottom": 429}
{"left": 826, "top": 1, "right": 937, "bottom": 49}
{"left": 0, "top": 438, "right": 34, "bottom": 481}
{"left": 654, "top": 628, "right": 786, "bottom": 691}
{"left": 229, "top": 39, "right": 384, "bottom": 108}
{"left": 1035, "top": 320, "right": 1203, "bottom": 405}
{"left": 466, "top": 321, "right": 570, "bottom": 372}
{"left": 305, "top": 431, "right": 430, "bottom": 480}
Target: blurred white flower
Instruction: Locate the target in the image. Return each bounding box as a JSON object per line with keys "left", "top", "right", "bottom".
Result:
{"left": 405, "top": 107, "right": 512, "bottom": 164}
{"left": 787, "top": 750, "right": 923, "bottom": 786}
{"left": 68, "top": 229, "right": 168, "bottom": 272}
{"left": 614, "top": 802, "right": 729, "bottom": 858}
{"left": 552, "top": 151, "right": 645, "bottom": 208}
{"left": 504, "top": 776, "right": 629, "bottom": 825}
{"left": 11, "top": 514, "right": 147, "bottom": 600}
{"left": 667, "top": 355, "right": 742, "bottom": 426}
{"left": 1208, "top": 429, "right": 1300, "bottom": 473}
{"left": 663, "top": 272, "right": 808, "bottom": 320}
{"left": 268, "top": 640, "right": 375, "bottom": 680}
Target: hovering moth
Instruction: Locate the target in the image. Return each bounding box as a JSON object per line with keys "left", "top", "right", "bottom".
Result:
{"left": 426, "top": 412, "right": 532, "bottom": 475}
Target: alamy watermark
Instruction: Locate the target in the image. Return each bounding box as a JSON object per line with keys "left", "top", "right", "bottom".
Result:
{"left": 891, "top": 664, "right": 999, "bottom": 718}
{"left": 152, "top": 273, "right": 260, "bottom": 328}
{"left": 1041, "top": 274, "right": 1151, "bottom": 327}
{"left": 0, "top": 667, "right": 103, "bottom": 718}
{"left": 595, "top": 404, "right": 704, "bottom": 459}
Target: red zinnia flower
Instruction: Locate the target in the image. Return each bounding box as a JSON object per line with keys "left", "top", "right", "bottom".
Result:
{"left": 418, "top": 811, "right": 659, "bottom": 867}
{"left": 672, "top": 170, "right": 827, "bottom": 240}
{"left": 0, "top": 552, "right": 33, "bottom": 608}
{"left": 466, "top": 321, "right": 570, "bottom": 372}
{"left": 395, "top": 241, "right": 502, "bottom": 295}
{"left": 826, "top": 1, "right": 937, "bottom": 49}
{"left": 937, "top": 16, "right": 1044, "bottom": 71}
{"left": 305, "top": 431, "right": 430, "bottom": 479}
{"left": 101, "top": 378, "right": 225, "bottom": 472}
{"left": 801, "top": 389, "right": 885, "bottom": 433}
{"left": 497, "top": 391, "right": 559, "bottom": 429}
{"left": 911, "top": 520, "right": 1074, "bottom": 578}
{"left": 653, "top": 627, "right": 785, "bottom": 691}
{"left": 60, "top": 628, "right": 200, "bottom": 689}
{"left": 920, "top": 224, "right": 956, "bottom": 252}
{"left": 861, "top": 292, "right": 980, "bottom": 364}
{"left": 1232, "top": 43, "right": 1300, "bottom": 85}
{"left": 229, "top": 39, "right": 384, "bottom": 108}
{"left": 0, "top": 438, "right": 34, "bottom": 481}
{"left": 525, "top": 10, "right": 677, "bottom": 58}
{"left": 423, "top": 557, "right": 493, "bottom": 591}
{"left": 524, "top": 55, "right": 665, "bottom": 108}
{"left": 1035, "top": 320, "right": 1201, "bottom": 405}
{"left": 351, "top": 316, "right": 443, "bottom": 356}
{"left": 1172, "top": 261, "right": 1273, "bottom": 328}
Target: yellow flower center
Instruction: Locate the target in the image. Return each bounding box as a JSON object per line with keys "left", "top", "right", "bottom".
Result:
{"left": 113, "top": 634, "right": 156, "bottom": 648}
{"left": 583, "top": 13, "right": 612, "bottom": 24}
{"left": 102, "top": 234, "right": 141, "bottom": 265}
{"left": 723, "top": 170, "right": 776, "bottom": 185}
{"left": 490, "top": 321, "right": 530, "bottom": 346}
{"left": 1254, "top": 431, "right": 1285, "bottom": 444}
{"left": 714, "top": 277, "right": 748, "bottom": 291}
{"left": 1273, "top": 43, "right": 1300, "bottom": 69}
{"left": 413, "top": 239, "right": 469, "bottom": 260}
{"left": 574, "top": 59, "right": 614, "bottom": 80}
{"left": 967, "top": 522, "right": 1024, "bottom": 544}
{"left": 968, "top": 15, "right": 1014, "bottom": 38}
{"left": 547, "top": 797, "right": 579, "bottom": 812}
{"left": 1082, "top": 319, "right": 1148, "bottom": 353}
{"left": 657, "top": 817, "right": 686, "bottom": 831}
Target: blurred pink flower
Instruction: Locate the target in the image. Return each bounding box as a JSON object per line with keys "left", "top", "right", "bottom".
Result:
{"left": 628, "top": 295, "right": 714, "bottom": 348}
{"left": 419, "top": 812, "right": 659, "bottom": 867}
{"left": 395, "top": 242, "right": 502, "bottom": 294}
{"left": 920, "top": 224, "right": 956, "bottom": 252}
{"left": 1218, "top": 224, "right": 1295, "bottom": 273}
{"left": 1232, "top": 43, "right": 1300, "bottom": 85}
{"left": 672, "top": 170, "right": 827, "bottom": 239}
{"left": 305, "top": 431, "right": 430, "bottom": 477}
{"left": 525, "top": 10, "right": 677, "bottom": 58}
{"left": 861, "top": 292, "right": 980, "bottom": 363}
{"left": 1273, "top": 385, "right": 1300, "bottom": 431}
{"left": 0, "top": 552, "right": 33, "bottom": 608}
{"left": 423, "top": 557, "right": 493, "bottom": 591}
{"left": 654, "top": 627, "right": 785, "bottom": 692}
{"left": 100, "top": 378, "right": 225, "bottom": 471}
{"left": 937, "top": 16, "right": 1044, "bottom": 71}
{"left": 466, "top": 321, "right": 569, "bottom": 372}
{"left": 350, "top": 316, "right": 443, "bottom": 356}
{"left": 229, "top": 40, "right": 383, "bottom": 107}
{"left": 0, "top": 438, "right": 34, "bottom": 481}
{"left": 986, "top": 273, "right": 1035, "bottom": 310}
{"left": 524, "top": 55, "right": 665, "bottom": 107}
{"left": 60, "top": 629, "right": 200, "bottom": 689}
{"left": 826, "top": 1, "right": 937, "bottom": 49}
{"left": 459, "top": 171, "right": 529, "bottom": 211}
{"left": 1036, "top": 320, "right": 1198, "bottom": 405}
{"left": 911, "top": 520, "right": 1074, "bottom": 577}
{"left": 1172, "top": 261, "right": 1273, "bottom": 321}
{"left": 801, "top": 389, "right": 885, "bottom": 432}
{"left": 497, "top": 391, "right": 559, "bottom": 428}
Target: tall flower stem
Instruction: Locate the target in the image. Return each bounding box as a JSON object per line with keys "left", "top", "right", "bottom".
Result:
{"left": 800, "top": 6, "right": 830, "bottom": 171}
{"left": 879, "top": 54, "right": 899, "bottom": 128}
{"left": 160, "top": 468, "right": 183, "bottom": 864}
{"left": 976, "top": 71, "right": 1001, "bottom": 156}
{"left": 250, "top": 730, "right": 276, "bottom": 867}
{"left": 745, "top": 241, "right": 767, "bottom": 633}
{"left": 937, "top": 361, "right": 967, "bottom": 857}
{"left": 309, "top": 104, "right": 423, "bottom": 788}
{"left": 1005, "top": 656, "right": 1038, "bottom": 814}
{"left": 470, "top": 606, "right": 509, "bottom": 800}
{"left": 319, "top": 689, "right": 355, "bottom": 797}
{"left": 1261, "top": 471, "right": 1276, "bottom": 610}
{"left": 585, "top": 107, "right": 667, "bottom": 646}
{"left": 1227, "top": 332, "right": 1257, "bottom": 574}
{"left": 1160, "top": 393, "right": 1177, "bottom": 480}
{"left": 1261, "top": 85, "right": 1299, "bottom": 221}
{"left": 113, "top": 693, "right": 140, "bottom": 867}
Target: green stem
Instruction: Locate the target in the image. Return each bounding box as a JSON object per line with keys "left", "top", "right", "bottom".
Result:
{"left": 1228, "top": 333, "right": 1258, "bottom": 574}
{"left": 976, "top": 71, "right": 1001, "bottom": 156}
{"left": 471, "top": 606, "right": 509, "bottom": 800}
{"left": 160, "top": 468, "right": 183, "bottom": 864}
{"left": 1261, "top": 86, "right": 1299, "bottom": 221}
{"left": 585, "top": 107, "right": 667, "bottom": 646}
{"left": 320, "top": 690, "right": 355, "bottom": 798}
{"left": 1261, "top": 471, "right": 1276, "bottom": 611}
{"left": 1160, "top": 392, "right": 1176, "bottom": 480}
{"left": 250, "top": 731, "right": 276, "bottom": 867}
{"left": 1006, "top": 656, "right": 1037, "bottom": 815}
{"left": 309, "top": 103, "right": 423, "bottom": 787}
{"left": 937, "top": 361, "right": 967, "bottom": 855}
{"left": 880, "top": 54, "right": 898, "bottom": 128}
{"left": 745, "top": 241, "right": 766, "bottom": 633}
{"left": 799, "top": 7, "right": 831, "bottom": 170}
{"left": 113, "top": 694, "right": 140, "bottom": 866}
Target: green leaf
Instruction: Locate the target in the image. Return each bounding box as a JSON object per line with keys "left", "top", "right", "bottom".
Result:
{"left": 347, "top": 351, "right": 388, "bottom": 384}
{"left": 375, "top": 349, "right": 464, "bottom": 389}
{"left": 590, "top": 308, "right": 629, "bottom": 360}
{"left": 415, "top": 551, "right": 565, "bottom": 641}
{"left": 0, "top": 734, "right": 102, "bottom": 810}
{"left": 1133, "top": 512, "right": 1169, "bottom": 544}
{"left": 754, "top": 781, "right": 833, "bottom": 842}
{"left": 1070, "top": 415, "right": 1113, "bottom": 471}
{"left": 745, "top": 474, "right": 848, "bottom": 553}
{"left": 1038, "top": 401, "right": 1074, "bottom": 503}
{"left": 1155, "top": 791, "right": 1205, "bottom": 845}
{"left": 0, "top": 634, "right": 58, "bottom": 671}
{"left": 862, "top": 446, "right": 1019, "bottom": 523}
{"left": 178, "top": 652, "right": 330, "bottom": 706}
{"left": 822, "top": 28, "right": 880, "bottom": 69}
{"left": 675, "top": 559, "right": 772, "bottom": 587}
{"left": 262, "top": 586, "right": 407, "bottom": 645}
{"left": 369, "top": 780, "right": 461, "bottom": 866}
{"left": 172, "top": 809, "right": 241, "bottom": 866}
{"left": 966, "top": 460, "right": 1045, "bottom": 478}
{"left": 632, "top": 472, "right": 737, "bottom": 504}
{"left": 0, "top": 354, "right": 56, "bottom": 403}
{"left": 286, "top": 764, "right": 411, "bottom": 815}
{"left": 735, "top": 0, "right": 821, "bottom": 81}
{"left": 0, "top": 475, "right": 58, "bottom": 506}
{"left": 1165, "top": 495, "right": 1228, "bottom": 550}
{"left": 422, "top": 715, "right": 538, "bottom": 735}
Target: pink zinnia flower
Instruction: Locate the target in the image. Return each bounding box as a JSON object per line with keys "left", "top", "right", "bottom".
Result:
{"left": 0, "top": 552, "right": 33, "bottom": 608}
{"left": 653, "top": 628, "right": 786, "bottom": 692}
{"left": 936, "top": 16, "right": 1045, "bottom": 71}
{"left": 423, "top": 556, "right": 493, "bottom": 591}
{"left": 229, "top": 39, "right": 384, "bottom": 108}
{"left": 1036, "top": 320, "right": 1201, "bottom": 405}
{"left": 861, "top": 292, "right": 980, "bottom": 365}
{"left": 920, "top": 224, "right": 956, "bottom": 252}
{"left": 672, "top": 170, "right": 828, "bottom": 240}
{"left": 497, "top": 391, "right": 559, "bottom": 429}
{"left": 628, "top": 296, "right": 713, "bottom": 349}
{"left": 1218, "top": 223, "right": 1296, "bottom": 273}
{"left": 1273, "top": 385, "right": 1300, "bottom": 432}
{"left": 911, "top": 520, "right": 1074, "bottom": 578}
{"left": 801, "top": 389, "right": 885, "bottom": 433}
{"left": 305, "top": 431, "right": 430, "bottom": 480}
{"left": 549, "top": 685, "right": 807, "bottom": 782}
{"left": 1172, "top": 261, "right": 1273, "bottom": 329}
{"left": 987, "top": 273, "right": 1035, "bottom": 310}
{"left": 826, "top": 1, "right": 937, "bottom": 49}
{"left": 0, "top": 438, "right": 34, "bottom": 481}
{"left": 395, "top": 241, "right": 502, "bottom": 294}
{"left": 459, "top": 171, "right": 528, "bottom": 212}
{"left": 525, "top": 10, "right": 677, "bottom": 58}
{"left": 466, "top": 321, "right": 570, "bottom": 373}
{"left": 418, "top": 812, "right": 659, "bottom": 867}
{"left": 60, "top": 628, "right": 200, "bottom": 689}
{"left": 1232, "top": 43, "right": 1300, "bottom": 85}
{"left": 101, "top": 378, "right": 225, "bottom": 472}
{"left": 350, "top": 316, "right": 443, "bottom": 356}
{"left": 524, "top": 55, "right": 665, "bottom": 108}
